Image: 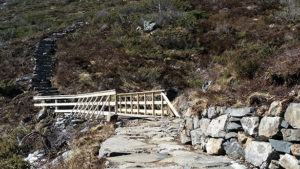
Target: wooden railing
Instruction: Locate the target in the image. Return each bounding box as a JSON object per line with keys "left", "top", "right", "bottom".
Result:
{"left": 33, "top": 89, "right": 180, "bottom": 120}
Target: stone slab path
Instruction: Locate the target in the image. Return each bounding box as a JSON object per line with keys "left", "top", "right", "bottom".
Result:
{"left": 99, "top": 118, "right": 246, "bottom": 169}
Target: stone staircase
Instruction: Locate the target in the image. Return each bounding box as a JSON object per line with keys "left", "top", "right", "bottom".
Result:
{"left": 32, "top": 22, "right": 87, "bottom": 96}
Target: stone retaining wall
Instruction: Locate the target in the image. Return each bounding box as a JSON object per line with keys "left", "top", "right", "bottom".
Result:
{"left": 180, "top": 102, "right": 300, "bottom": 169}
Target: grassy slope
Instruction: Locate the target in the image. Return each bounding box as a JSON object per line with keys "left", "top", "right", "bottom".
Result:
{"left": 1, "top": 0, "right": 300, "bottom": 168}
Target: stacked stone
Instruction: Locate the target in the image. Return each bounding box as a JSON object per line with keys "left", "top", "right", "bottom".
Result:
{"left": 32, "top": 22, "right": 87, "bottom": 95}
{"left": 181, "top": 102, "right": 300, "bottom": 169}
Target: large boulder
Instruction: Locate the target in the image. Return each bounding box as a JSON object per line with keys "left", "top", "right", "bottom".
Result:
{"left": 291, "top": 144, "right": 300, "bottom": 156}
{"left": 284, "top": 103, "right": 300, "bottom": 128}
{"left": 245, "top": 141, "right": 276, "bottom": 167}
{"left": 269, "top": 139, "right": 292, "bottom": 153}
{"left": 240, "top": 117, "right": 259, "bottom": 136}
{"left": 281, "top": 129, "right": 300, "bottom": 141}
{"left": 206, "top": 114, "right": 228, "bottom": 138}
{"left": 206, "top": 138, "right": 223, "bottom": 155}
{"left": 259, "top": 117, "right": 281, "bottom": 138}
{"left": 225, "top": 107, "right": 255, "bottom": 117}
{"left": 279, "top": 154, "right": 300, "bottom": 169}
{"left": 267, "top": 101, "right": 283, "bottom": 117}
{"left": 223, "top": 139, "right": 244, "bottom": 160}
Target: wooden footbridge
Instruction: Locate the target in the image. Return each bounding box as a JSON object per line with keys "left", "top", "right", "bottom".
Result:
{"left": 34, "top": 89, "right": 180, "bottom": 120}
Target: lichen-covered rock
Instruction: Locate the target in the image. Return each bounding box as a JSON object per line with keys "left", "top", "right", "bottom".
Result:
{"left": 281, "top": 129, "right": 300, "bottom": 141}
{"left": 279, "top": 154, "right": 300, "bottom": 169}
{"left": 284, "top": 103, "right": 300, "bottom": 128}
{"left": 291, "top": 144, "right": 300, "bottom": 156}
{"left": 237, "top": 132, "right": 254, "bottom": 147}
{"left": 267, "top": 101, "right": 283, "bottom": 117}
{"left": 193, "top": 115, "right": 199, "bottom": 129}
{"left": 190, "top": 128, "right": 202, "bottom": 146}
{"left": 259, "top": 117, "right": 281, "bottom": 138}
{"left": 225, "top": 107, "right": 255, "bottom": 117}
{"left": 240, "top": 117, "right": 259, "bottom": 136}
{"left": 269, "top": 139, "right": 292, "bottom": 153}
{"left": 245, "top": 141, "right": 275, "bottom": 167}
{"left": 206, "top": 138, "right": 223, "bottom": 155}
{"left": 223, "top": 139, "right": 244, "bottom": 160}
{"left": 206, "top": 114, "right": 228, "bottom": 138}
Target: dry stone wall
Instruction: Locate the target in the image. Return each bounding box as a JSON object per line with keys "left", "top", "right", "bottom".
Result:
{"left": 181, "top": 102, "right": 300, "bottom": 169}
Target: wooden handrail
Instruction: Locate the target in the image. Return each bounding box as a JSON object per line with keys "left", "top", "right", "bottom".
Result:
{"left": 33, "top": 89, "right": 180, "bottom": 118}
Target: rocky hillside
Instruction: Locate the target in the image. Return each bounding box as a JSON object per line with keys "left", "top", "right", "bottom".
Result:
{"left": 1, "top": 0, "right": 300, "bottom": 168}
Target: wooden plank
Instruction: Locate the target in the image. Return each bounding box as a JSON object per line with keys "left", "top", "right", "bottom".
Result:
{"left": 119, "top": 108, "right": 162, "bottom": 115}
{"left": 34, "top": 90, "right": 116, "bottom": 100}
{"left": 117, "top": 90, "right": 165, "bottom": 96}
{"left": 55, "top": 109, "right": 114, "bottom": 116}
{"left": 34, "top": 102, "right": 117, "bottom": 107}
{"left": 125, "top": 96, "right": 127, "bottom": 114}
{"left": 117, "top": 113, "right": 163, "bottom": 118}
{"left": 161, "top": 92, "right": 180, "bottom": 117}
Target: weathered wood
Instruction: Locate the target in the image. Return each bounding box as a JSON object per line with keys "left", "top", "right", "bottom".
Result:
{"left": 34, "top": 89, "right": 180, "bottom": 119}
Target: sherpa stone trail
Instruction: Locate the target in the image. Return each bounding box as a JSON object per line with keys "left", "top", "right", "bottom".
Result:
{"left": 99, "top": 117, "right": 247, "bottom": 169}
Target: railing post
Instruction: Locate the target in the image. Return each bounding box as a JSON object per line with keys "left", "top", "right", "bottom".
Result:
{"left": 115, "top": 94, "right": 118, "bottom": 114}
{"left": 137, "top": 94, "right": 139, "bottom": 114}
{"left": 55, "top": 99, "right": 58, "bottom": 111}
{"left": 125, "top": 96, "right": 127, "bottom": 114}
{"left": 144, "top": 94, "right": 146, "bottom": 115}
{"left": 130, "top": 94, "right": 133, "bottom": 114}
{"left": 152, "top": 92, "right": 155, "bottom": 116}
{"left": 161, "top": 93, "right": 163, "bottom": 117}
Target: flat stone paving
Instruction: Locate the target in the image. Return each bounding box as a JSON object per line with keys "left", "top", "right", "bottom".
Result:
{"left": 99, "top": 118, "right": 246, "bottom": 169}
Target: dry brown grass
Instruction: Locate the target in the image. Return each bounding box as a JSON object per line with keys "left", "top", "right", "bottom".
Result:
{"left": 53, "top": 123, "right": 115, "bottom": 169}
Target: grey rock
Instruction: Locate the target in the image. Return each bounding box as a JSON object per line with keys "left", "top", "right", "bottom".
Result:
{"left": 37, "top": 109, "right": 47, "bottom": 122}
{"left": 207, "top": 107, "right": 217, "bottom": 119}
{"left": 281, "top": 120, "right": 290, "bottom": 128}
{"left": 185, "top": 117, "right": 193, "bottom": 131}
{"left": 223, "top": 139, "right": 244, "bottom": 160}
{"left": 268, "top": 101, "right": 283, "bottom": 117}
{"left": 225, "top": 107, "right": 255, "bottom": 117}
{"left": 241, "top": 117, "right": 259, "bottom": 136}
{"left": 193, "top": 115, "right": 199, "bottom": 129}
{"left": 206, "top": 114, "right": 228, "bottom": 138}
{"left": 180, "top": 130, "right": 191, "bottom": 144}
{"left": 284, "top": 103, "right": 300, "bottom": 128}
{"left": 202, "top": 81, "right": 212, "bottom": 91}
{"left": 259, "top": 117, "right": 281, "bottom": 138}
{"left": 202, "top": 109, "right": 208, "bottom": 117}
{"left": 226, "top": 122, "right": 242, "bottom": 131}
{"left": 269, "top": 160, "right": 280, "bottom": 169}
{"left": 281, "top": 129, "right": 300, "bottom": 141}
{"left": 199, "top": 118, "right": 210, "bottom": 136}
{"left": 143, "top": 21, "right": 156, "bottom": 32}
{"left": 206, "top": 138, "right": 224, "bottom": 155}
{"left": 190, "top": 128, "right": 202, "bottom": 146}
{"left": 24, "top": 150, "right": 46, "bottom": 166}
{"left": 216, "top": 106, "right": 227, "bottom": 115}
{"left": 269, "top": 139, "right": 292, "bottom": 153}
{"left": 279, "top": 154, "right": 300, "bottom": 169}
{"left": 225, "top": 132, "right": 238, "bottom": 139}
{"left": 229, "top": 117, "right": 241, "bottom": 122}
{"left": 245, "top": 141, "right": 275, "bottom": 167}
